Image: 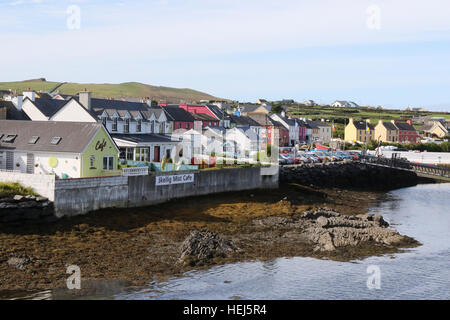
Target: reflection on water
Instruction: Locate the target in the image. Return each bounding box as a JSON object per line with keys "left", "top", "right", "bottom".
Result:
{"left": 2, "top": 183, "right": 449, "bottom": 300}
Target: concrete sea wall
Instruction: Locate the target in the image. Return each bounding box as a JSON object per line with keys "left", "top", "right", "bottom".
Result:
{"left": 53, "top": 167, "right": 278, "bottom": 217}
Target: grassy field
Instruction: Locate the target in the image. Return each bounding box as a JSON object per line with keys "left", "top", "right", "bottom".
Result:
{"left": 0, "top": 79, "right": 223, "bottom": 103}
{"left": 287, "top": 104, "right": 450, "bottom": 139}
{"left": 289, "top": 104, "right": 450, "bottom": 121}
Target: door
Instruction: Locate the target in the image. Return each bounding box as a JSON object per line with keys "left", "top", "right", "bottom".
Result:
{"left": 26, "top": 153, "right": 35, "bottom": 174}
{"left": 5, "top": 152, "right": 13, "bottom": 171}
{"left": 153, "top": 146, "right": 160, "bottom": 162}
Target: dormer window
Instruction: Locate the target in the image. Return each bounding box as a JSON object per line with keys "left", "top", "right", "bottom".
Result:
{"left": 151, "top": 120, "right": 155, "bottom": 133}
{"left": 136, "top": 119, "right": 142, "bottom": 132}
{"left": 124, "top": 119, "right": 130, "bottom": 133}
{"left": 102, "top": 117, "right": 107, "bottom": 126}
{"left": 112, "top": 118, "right": 118, "bottom": 132}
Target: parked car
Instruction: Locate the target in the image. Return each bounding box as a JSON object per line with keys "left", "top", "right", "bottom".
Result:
{"left": 279, "top": 154, "right": 293, "bottom": 165}
{"left": 304, "top": 153, "right": 320, "bottom": 163}
{"left": 345, "top": 151, "right": 361, "bottom": 160}
{"left": 335, "top": 151, "right": 353, "bottom": 160}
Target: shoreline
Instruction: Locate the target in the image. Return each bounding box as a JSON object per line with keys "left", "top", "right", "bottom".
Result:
{"left": 0, "top": 184, "right": 420, "bottom": 295}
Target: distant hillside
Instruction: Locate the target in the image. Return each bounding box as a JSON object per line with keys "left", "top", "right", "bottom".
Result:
{"left": 0, "top": 79, "right": 224, "bottom": 103}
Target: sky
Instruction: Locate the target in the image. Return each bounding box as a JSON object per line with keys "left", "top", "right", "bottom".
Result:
{"left": 1, "top": 0, "right": 450, "bottom": 111}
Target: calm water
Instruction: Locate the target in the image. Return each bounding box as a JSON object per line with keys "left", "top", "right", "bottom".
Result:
{"left": 117, "top": 183, "right": 450, "bottom": 300}
{"left": 4, "top": 183, "right": 450, "bottom": 300}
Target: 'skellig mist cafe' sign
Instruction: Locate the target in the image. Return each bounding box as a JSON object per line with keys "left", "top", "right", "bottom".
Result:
{"left": 156, "top": 174, "right": 194, "bottom": 186}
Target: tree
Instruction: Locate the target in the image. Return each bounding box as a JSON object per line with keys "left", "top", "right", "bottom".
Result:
{"left": 271, "top": 104, "right": 283, "bottom": 114}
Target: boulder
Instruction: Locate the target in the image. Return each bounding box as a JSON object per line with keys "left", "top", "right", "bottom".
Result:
{"left": 180, "top": 230, "right": 239, "bottom": 263}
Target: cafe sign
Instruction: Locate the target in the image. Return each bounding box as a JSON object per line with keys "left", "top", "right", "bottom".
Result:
{"left": 156, "top": 174, "right": 194, "bottom": 186}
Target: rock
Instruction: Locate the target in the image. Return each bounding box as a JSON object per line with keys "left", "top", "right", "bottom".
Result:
{"left": 299, "top": 208, "right": 404, "bottom": 252}
{"left": 254, "top": 216, "right": 295, "bottom": 227}
{"left": 13, "top": 195, "right": 25, "bottom": 202}
{"left": 18, "top": 201, "right": 38, "bottom": 208}
{"left": 371, "top": 214, "right": 389, "bottom": 227}
{"left": 301, "top": 207, "right": 340, "bottom": 220}
{"left": 36, "top": 197, "right": 48, "bottom": 202}
{"left": 179, "top": 230, "right": 239, "bottom": 263}
{"left": 7, "top": 257, "right": 31, "bottom": 270}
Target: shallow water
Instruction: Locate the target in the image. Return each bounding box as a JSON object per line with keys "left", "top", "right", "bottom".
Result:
{"left": 3, "top": 183, "right": 450, "bottom": 300}
{"left": 117, "top": 183, "right": 450, "bottom": 300}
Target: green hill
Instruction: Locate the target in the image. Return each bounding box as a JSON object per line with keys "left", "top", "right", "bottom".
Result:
{"left": 0, "top": 79, "right": 224, "bottom": 103}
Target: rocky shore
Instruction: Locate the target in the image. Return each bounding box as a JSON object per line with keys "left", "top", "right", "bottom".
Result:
{"left": 280, "top": 162, "right": 421, "bottom": 190}
{"left": 0, "top": 184, "right": 419, "bottom": 294}
{"left": 0, "top": 195, "right": 54, "bottom": 223}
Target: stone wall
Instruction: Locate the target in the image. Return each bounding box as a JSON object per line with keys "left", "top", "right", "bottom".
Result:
{"left": 0, "top": 195, "right": 54, "bottom": 224}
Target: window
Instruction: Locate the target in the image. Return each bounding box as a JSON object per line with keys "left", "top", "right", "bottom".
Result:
{"left": 151, "top": 121, "right": 155, "bottom": 133}
{"left": 2, "top": 135, "right": 17, "bottom": 143}
{"left": 112, "top": 118, "right": 118, "bottom": 131}
{"left": 0, "top": 152, "right": 3, "bottom": 169}
{"left": 136, "top": 119, "right": 142, "bottom": 132}
{"left": 103, "top": 156, "right": 114, "bottom": 170}
{"left": 126, "top": 148, "right": 134, "bottom": 160}
{"left": 124, "top": 119, "right": 130, "bottom": 133}
{"left": 28, "top": 136, "right": 39, "bottom": 144}
{"left": 160, "top": 121, "right": 165, "bottom": 134}
{"left": 50, "top": 137, "right": 62, "bottom": 145}
{"left": 90, "top": 156, "right": 96, "bottom": 169}
{"left": 135, "top": 147, "right": 149, "bottom": 162}
{"left": 102, "top": 117, "right": 107, "bottom": 126}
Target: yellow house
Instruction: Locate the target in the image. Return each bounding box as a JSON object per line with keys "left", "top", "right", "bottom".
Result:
{"left": 0, "top": 120, "right": 120, "bottom": 179}
{"left": 374, "top": 120, "right": 399, "bottom": 143}
{"left": 345, "top": 118, "right": 375, "bottom": 143}
{"left": 421, "top": 121, "right": 448, "bottom": 139}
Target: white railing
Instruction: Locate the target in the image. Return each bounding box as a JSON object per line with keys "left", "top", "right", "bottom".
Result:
{"left": 122, "top": 167, "right": 149, "bottom": 176}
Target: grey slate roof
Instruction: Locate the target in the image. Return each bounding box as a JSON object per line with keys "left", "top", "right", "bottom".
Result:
{"left": 395, "top": 122, "right": 416, "bottom": 131}
{"left": 190, "top": 113, "right": 218, "bottom": 121}
{"left": 206, "top": 104, "right": 230, "bottom": 120}
{"left": 353, "top": 121, "right": 375, "bottom": 130}
{"left": 29, "top": 98, "right": 68, "bottom": 117}
{"left": 0, "top": 120, "right": 103, "bottom": 153}
{"left": 0, "top": 100, "right": 30, "bottom": 120}
{"left": 111, "top": 133, "right": 178, "bottom": 144}
{"left": 161, "top": 106, "right": 195, "bottom": 122}
{"left": 229, "top": 115, "right": 260, "bottom": 127}
{"left": 420, "top": 123, "right": 435, "bottom": 131}
{"left": 383, "top": 122, "right": 397, "bottom": 130}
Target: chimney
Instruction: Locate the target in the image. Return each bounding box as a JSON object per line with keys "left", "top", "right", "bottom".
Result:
{"left": 15, "top": 95, "right": 23, "bottom": 110}
{"left": 281, "top": 110, "right": 286, "bottom": 117}
{"left": 23, "top": 89, "right": 35, "bottom": 102}
{"left": 348, "top": 117, "right": 354, "bottom": 124}
{"left": 378, "top": 119, "right": 383, "bottom": 125}
{"left": 79, "top": 90, "right": 92, "bottom": 111}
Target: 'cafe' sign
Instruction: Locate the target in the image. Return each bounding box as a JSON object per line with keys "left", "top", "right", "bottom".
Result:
{"left": 156, "top": 174, "right": 194, "bottom": 186}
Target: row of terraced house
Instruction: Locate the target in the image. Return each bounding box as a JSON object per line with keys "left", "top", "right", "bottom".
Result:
{"left": 1, "top": 90, "right": 332, "bottom": 179}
